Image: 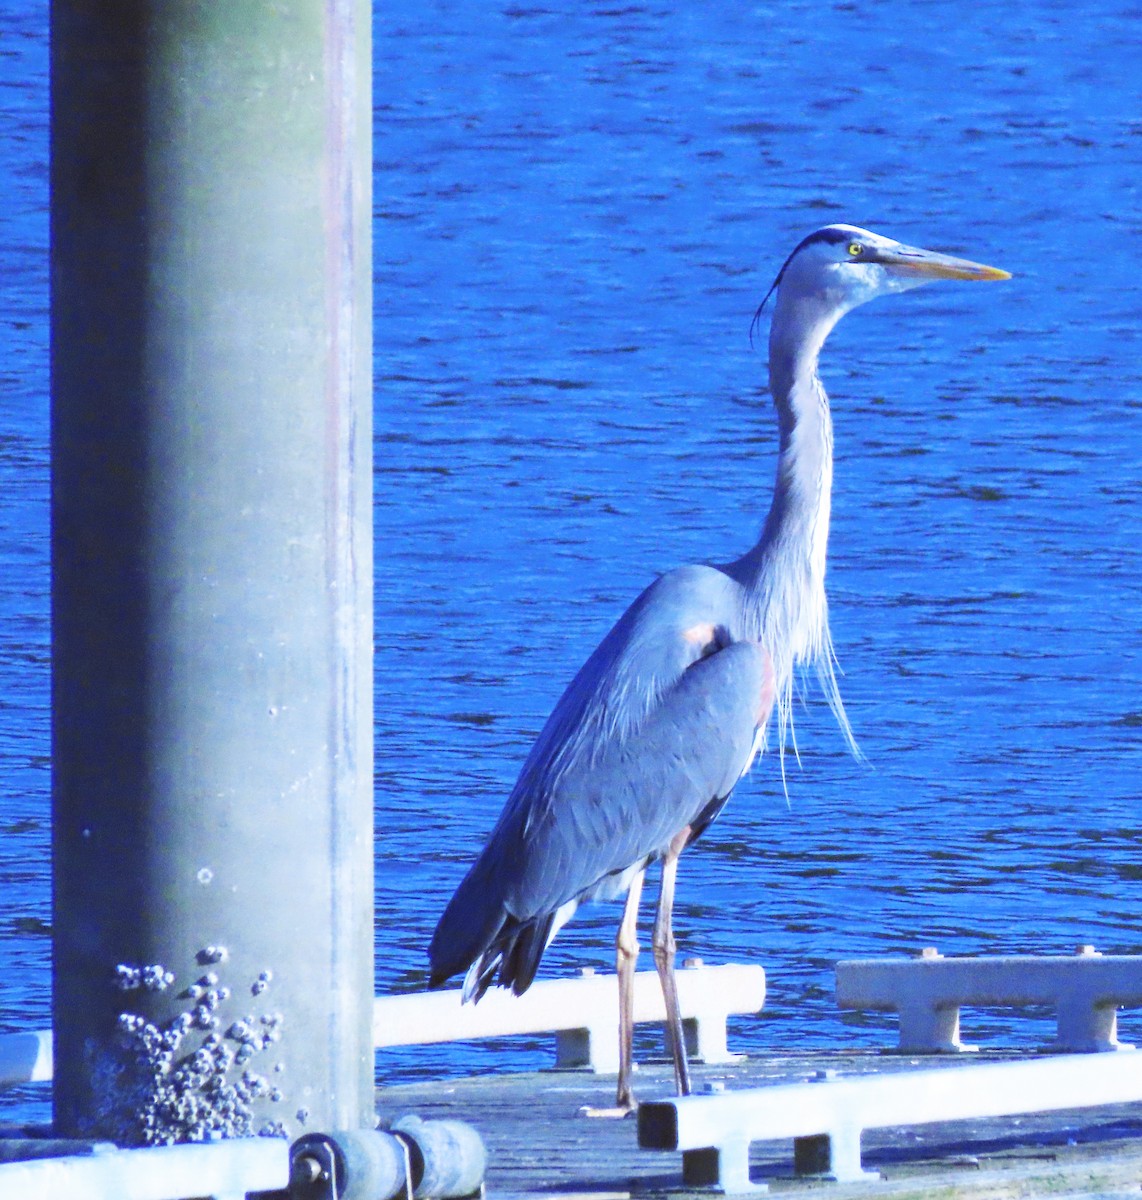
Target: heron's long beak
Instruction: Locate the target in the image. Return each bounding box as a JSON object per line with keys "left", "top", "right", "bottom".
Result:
{"left": 877, "top": 244, "right": 1011, "bottom": 282}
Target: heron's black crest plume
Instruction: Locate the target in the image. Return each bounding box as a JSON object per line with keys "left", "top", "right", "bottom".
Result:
{"left": 749, "top": 225, "right": 862, "bottom": 348}
{"left": 748, "top": 276, "right": 780, "bottom": 348}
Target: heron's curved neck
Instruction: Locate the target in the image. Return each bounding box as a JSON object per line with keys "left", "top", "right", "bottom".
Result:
{"left": 726, "top": 289, "right": 850, "bottom": 750}
{"left": 733, "top": 293, "right": 838, "bottom": 619}
{"left": 721, "top": 296, "right": 859, "bottom": 753}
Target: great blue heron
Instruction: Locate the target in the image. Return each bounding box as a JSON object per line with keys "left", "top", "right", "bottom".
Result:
{"left": 429, "top": 224, "right": 1009, "bottom": 1111}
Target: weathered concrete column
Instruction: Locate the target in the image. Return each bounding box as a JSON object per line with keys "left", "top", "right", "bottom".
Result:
{"left": 51, "top": 1, "right": 373, "bottom": 1141}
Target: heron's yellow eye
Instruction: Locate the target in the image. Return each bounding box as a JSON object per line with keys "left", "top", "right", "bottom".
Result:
{"left": 848, "top": 242, "right": 864, "bottom": 257}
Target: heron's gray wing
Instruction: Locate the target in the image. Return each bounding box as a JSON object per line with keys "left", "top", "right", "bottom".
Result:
{"left": 503, "top": 635, "right": 770, "bottom": 919}
{"left": 429, "top": 564, "right": 772, "bottom": 990}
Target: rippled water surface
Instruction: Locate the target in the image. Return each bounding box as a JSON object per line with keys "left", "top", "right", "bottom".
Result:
{"left": 3, "top": 1, "right": 1142, "bottom": 1118}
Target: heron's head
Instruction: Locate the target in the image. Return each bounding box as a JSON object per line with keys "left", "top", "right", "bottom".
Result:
{"left": 752, "top": 223, "right": 1010, "bottom": 342}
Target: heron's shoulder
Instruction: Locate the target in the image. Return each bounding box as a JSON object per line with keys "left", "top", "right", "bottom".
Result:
{"left": 513, "top": 565, "right": 739, "bottom": 769}
{"left": 627, "top": 563, "right": 744, "bottom": 629}
{"left": 585, "top": 563, "right": 748, "bottom": 708}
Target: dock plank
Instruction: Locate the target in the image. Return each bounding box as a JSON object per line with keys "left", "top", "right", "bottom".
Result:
{"left": 376, "top": 1052, "right": 1142, "bottom": 1199}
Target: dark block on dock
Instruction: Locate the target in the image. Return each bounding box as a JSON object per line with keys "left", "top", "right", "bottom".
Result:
{"left": 636, "top": 1100, "right": 679, "bottom": 1151}
{"left": 792, "top": 1132, "right": 833, "bottom": 1175}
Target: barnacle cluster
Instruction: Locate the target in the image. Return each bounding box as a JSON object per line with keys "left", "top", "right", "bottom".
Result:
{"left": 86, "top": 948, "right": 288, "bottom": 1145}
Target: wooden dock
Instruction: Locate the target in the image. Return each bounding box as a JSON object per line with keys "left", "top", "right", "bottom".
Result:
{"left": 376, "top": 1051, "right": 1142, "bottom": 1199}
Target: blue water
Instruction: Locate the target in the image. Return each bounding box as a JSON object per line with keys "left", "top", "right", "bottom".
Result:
{"left": 4, "top": 1, "right": 1142, "bottom": 1120}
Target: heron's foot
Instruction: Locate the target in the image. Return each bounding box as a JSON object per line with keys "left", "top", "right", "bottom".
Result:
{"left": 578, "top": 1101, "right": 637, "bottom": 1119}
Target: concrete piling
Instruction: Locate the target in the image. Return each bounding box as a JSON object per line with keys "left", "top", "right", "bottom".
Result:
{"left": 50, "top": 0, "right": 373, "bottom": 1140}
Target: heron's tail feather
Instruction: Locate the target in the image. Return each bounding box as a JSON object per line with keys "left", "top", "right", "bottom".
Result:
{"left": 429, "top": 882, "right": 555, "bottom": 1003}
{"left": 452, "top": 911, "right": 555, "bottom": 1002}
{"left": 428, "top": 865, "right": 503, "bottom": 992}
{"left": 498, "top": 913, "right": 554, "bottom": 994}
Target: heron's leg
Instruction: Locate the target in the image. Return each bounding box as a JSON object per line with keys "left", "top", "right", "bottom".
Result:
{"left": 653, "top": 826, "right": 692, "bottom": 1097}
{"left": 614, "top": 866, "right": 645, "bottom": 1112}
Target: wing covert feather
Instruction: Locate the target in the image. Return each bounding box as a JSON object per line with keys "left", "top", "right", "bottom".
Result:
{"left": 503, "top": 638, "right": 769, "bottom": 918}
